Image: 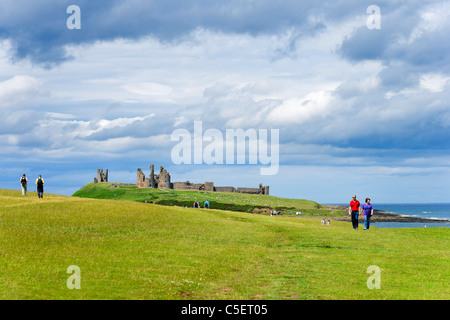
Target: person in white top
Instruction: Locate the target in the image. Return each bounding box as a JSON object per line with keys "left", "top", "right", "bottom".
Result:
{"left": 20, "top": 174, "right": 28, "bottom": 196}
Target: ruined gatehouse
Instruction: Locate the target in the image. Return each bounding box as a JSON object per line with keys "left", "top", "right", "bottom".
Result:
{"left": 94, "top": 169, "right": 108, "bottom": 183}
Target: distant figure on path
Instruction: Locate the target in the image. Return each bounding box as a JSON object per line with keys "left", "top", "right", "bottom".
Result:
{"left": 362, "top": 198, "right": 374, "bottom": 230}
{"left": 36, "top": 175, "right": 44, "bottom": 199}
{"left": 20, "top": 174, "right": 28, "bottom": 196}
{"left": 204, "top": 200, "right": 210, "bottom": 209}
{"left": 193, "top": 200, "right": 200, "bottom": 208}
{"left": 349, "top": 195, "right": 361, "bottom": 229}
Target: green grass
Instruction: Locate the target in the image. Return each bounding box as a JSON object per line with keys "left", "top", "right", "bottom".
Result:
{"left": 72, "top": 182, "right": 339, "bottom": 216}
{"left": 0, "top": 188, "right": 448, "bottom": 299}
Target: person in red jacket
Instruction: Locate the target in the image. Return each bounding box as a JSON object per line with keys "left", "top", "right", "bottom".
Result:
{"left": 348, "top": 195, "right": 361, "bottom": 229}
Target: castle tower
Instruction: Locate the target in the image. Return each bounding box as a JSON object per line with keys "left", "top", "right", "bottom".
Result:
{"left": 158, "top": 166, "right": 171, "bottom": 189}
{"left": 137, "top": 168, "right": 150, "bottom": 188}
{"left": 97, "top": 169, "right": 108, "bottom": 182}
{"left": 205, "top": 181, "right": 214, "bottom": 191}
{"left": 150, "top": 164, "right": 156, "bottom": 188}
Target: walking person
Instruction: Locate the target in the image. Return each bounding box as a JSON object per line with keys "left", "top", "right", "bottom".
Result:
{"left": 36, "top": 175, "right": 44, "bottom": 199}
{"left": 348, "top": 195, "right": 361, "bottom": 229}
{"left": 20, "top": 174, "right": 28, "bottom": 196}
{"left": 362, "top": 198, "right": 374, "bottom": 230}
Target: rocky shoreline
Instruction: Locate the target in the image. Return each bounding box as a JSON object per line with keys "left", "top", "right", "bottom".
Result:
{"left": 322, "top": 205, "right": 450, "bottom": 223}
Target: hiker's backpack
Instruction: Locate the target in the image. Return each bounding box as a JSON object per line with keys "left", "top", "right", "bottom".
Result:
{"left": 21, "top": 177, "right": 27, "bottom": 184}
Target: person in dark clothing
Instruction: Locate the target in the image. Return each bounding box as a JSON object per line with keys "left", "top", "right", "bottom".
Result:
{"left": 36, "top": 175, "right": 44, "bottom": 198}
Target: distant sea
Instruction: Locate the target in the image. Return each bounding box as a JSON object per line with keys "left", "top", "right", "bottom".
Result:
{"left": 373, "top": 203, "right": 450, "bottom": 228}
{"left": 331, "top": 203, "right": 450, "bottom": 228}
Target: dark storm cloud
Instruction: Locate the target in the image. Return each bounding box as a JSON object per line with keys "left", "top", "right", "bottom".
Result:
{"left": 0, "top": 0, "right": 380, "bottom": 66}
{"left": 339, "top": 1, "right": 450, "bottom": 90}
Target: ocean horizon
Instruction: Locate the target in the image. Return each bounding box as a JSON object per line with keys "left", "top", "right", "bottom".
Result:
{"left": 329, "top": 203, "right": 450, "bottom": 228}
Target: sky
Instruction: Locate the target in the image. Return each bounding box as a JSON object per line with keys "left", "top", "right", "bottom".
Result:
{"left": 0, "top": 0, "right": 449, "bottom": 203}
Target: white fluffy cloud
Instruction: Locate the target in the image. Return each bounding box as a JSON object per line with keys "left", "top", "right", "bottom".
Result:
{"left": 0, "top": 75, "right": 45, "bottom": 108}
{"left": 267, "top": 91, "right": 334, "bottom": 124}
{"left": 420, "top": 73, "right": 450, "bottom": 93}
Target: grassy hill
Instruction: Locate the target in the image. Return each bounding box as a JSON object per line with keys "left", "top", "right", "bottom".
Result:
{"left": 0, "top": 188, "right": 448, "bottom": 299}
{"left": 72, "top": 182, "right": 342, "bottom": 216}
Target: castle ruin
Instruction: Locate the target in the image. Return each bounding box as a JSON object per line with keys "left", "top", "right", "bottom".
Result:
{"left": 94, "top": 169, "right": 108, "bottom": 183}
{"left": 137, "top": 165, "right": 171, "bottom": 189}
{"left": 136, "top": 164, "right": 269, "bottom": 195}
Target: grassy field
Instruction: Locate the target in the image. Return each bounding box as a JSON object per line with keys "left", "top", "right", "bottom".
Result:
{"left": 73, "top": 182, "right": 342, "bottom": 216}
{"left": 0, "top": 188, "right": 448, "bottom": 300}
